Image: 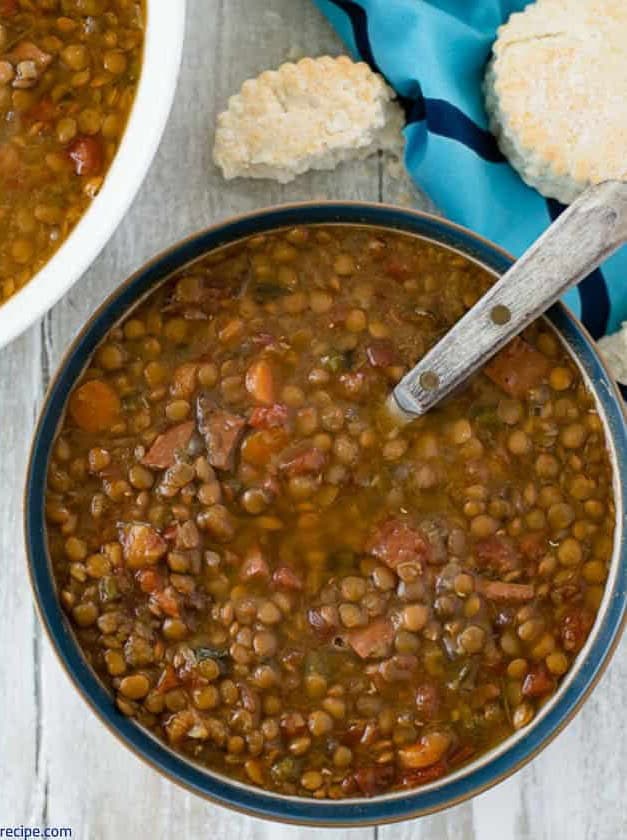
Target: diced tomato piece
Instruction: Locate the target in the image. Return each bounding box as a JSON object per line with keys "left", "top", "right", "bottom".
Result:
{"left": 272, "top": 566, "right": 303, "bottom": 590}
{"left": 280, "top": 711, "right": 307, "bottom": 737}
{"left": 142, "top": 421, "right": 195, "bottom": 469}
{"left": 522, "top": 665, "right": 555, "bottom": 698}
{"left": 119, "top": 523, "right": 167, "bottom": 570}
{"left": 366, "top": 340, "right": 401, "bottom": 368}
{"left": 239, "top": 545, "right": 270, "bottom": 581}
{"left": 69, "top": 379, "right": 121, "bottom": 433}
{"left": 484, "top": 337, "right": 550, "bottom": 398}
{"left": 278, "top": 443, "right": 327, "bottom": 476}
{"left": 475, "top": 535, "right": 520, "bottom": 575}
{"left": 245, "top": 358, "right": 276, "bottom": 405}
{"left": 560, "top": 607, "right": 595, "bottom": 652}
{"left": 518, "top": 532, "right": 548, "bottom": 562}
{"left": 162, "top": 523, "right": 179, "bottom": 542}
{"left": 136, "top": 568, "right": 164, "bottom": 594}
{"left": 249, "top": 403, "right": 289, "bottom": 429}
{"left": 151, "top": 586, "right": 180, "bottom": 618}
{"left": 68, "top": 135, "right": 104, "bottom": 176}
{"left": 347, "top": 617, "right": 394, "bottom": 659}
{"left": 157, "top": 665, "right": 180, "bottom": 694}
{"left": 365, "top": 518, "right": 430, "bottom": 571}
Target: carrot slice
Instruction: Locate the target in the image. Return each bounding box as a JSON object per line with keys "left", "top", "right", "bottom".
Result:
{"left": 245, "top": 359, "right": 276, "bottom": 405}
{"left": 69, "top": 379, "right": 121, "bottom": 433}
{"left": 240, "top": 428, "right": 287, "bottom": 467}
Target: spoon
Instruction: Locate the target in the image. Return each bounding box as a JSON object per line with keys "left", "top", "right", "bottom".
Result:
{"left": 389, "top": 180, "right": 627, "bottom": 422}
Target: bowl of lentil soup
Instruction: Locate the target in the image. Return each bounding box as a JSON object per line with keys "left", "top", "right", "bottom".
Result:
{"left": 26, "top": 203, "right": 627, "bottom": 825}
{"left": 0, "top": 0, "right": 185, "bottom": 349}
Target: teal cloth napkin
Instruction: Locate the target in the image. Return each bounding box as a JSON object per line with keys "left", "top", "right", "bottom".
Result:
{"left": 313, "top": 0, "right": 627, "bottom": 342}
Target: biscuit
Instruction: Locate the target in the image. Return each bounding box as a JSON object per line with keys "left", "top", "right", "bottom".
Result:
{"left": 485, "top": 0, "right": 627, "bottom": 203}
{"left": 213, "top": 56, "right": 405, "bottom": 183}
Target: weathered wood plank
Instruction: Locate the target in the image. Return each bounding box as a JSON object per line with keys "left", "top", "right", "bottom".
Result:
{"left": 0, "top": 328, "right": 41, "bottom": 824}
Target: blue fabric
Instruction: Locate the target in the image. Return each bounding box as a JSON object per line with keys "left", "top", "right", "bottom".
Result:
{"left": 313, "top": 0, "right": 627, "bottom": 339}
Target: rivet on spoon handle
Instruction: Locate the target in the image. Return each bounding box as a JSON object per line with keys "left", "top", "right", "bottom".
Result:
{"left": 390, "top": 180, "right": 627, "bottom": 421}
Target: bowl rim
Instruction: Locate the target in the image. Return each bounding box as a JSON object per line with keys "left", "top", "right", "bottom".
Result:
{"left": 0, "top": 0, "right": 187, "bottom": 350}
{"left": 24, "top": 201, "right": 627, "bottom": 826}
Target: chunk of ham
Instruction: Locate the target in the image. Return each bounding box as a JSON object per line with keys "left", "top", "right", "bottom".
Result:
{"left": 196, "top": 394, "right": 246, "bottom": 470}
{"left": 170, "top": 363, "right": 198, "bottom": 399}
{"left": 365, "top": 518, "right": 431, "bottom": 571}
{"left": 474, "top": 536, "right": 520, "bottom": 576}
{"left": 119, "top": 523, "right": 167, "bottom": 570}
{"left": 347, "top": 617, "right": 394, "bottom": 659}
{"left": 142, "top": 421, "right": 195, "bottom": 469}
{"left": 366, "top": 340, "right": 401, "bottom": 368}
{"left": 278, "top": 442, "right": 327, "bottom": 476}
{"left": 475, "top": 577, "right": 534, "bottom": 602}
{"left": 248, "top": 403, "right": 289, "bottom": 429}
{"left": 484, "top": 337, "right": 550, "bottom": 398}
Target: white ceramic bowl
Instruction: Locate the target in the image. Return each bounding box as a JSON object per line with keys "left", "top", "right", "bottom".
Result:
{"left": 0, "top": 1, "right": 186, "bottom": 350}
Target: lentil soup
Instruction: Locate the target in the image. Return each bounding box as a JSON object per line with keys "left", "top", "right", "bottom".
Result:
{"left": 45, "top": 225, "right": 615, "bottom": 799}
{"left": 0, "top": 0, "right": 145, "bottom": 303}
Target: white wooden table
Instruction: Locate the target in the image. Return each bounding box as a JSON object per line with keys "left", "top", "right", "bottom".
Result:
{"left": 1, "top": 2, "right": 625, "bottom": 837}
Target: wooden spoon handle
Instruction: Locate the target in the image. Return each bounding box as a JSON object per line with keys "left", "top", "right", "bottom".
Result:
{"left": 391, "top": 180, "right": 627, "bottom": 419}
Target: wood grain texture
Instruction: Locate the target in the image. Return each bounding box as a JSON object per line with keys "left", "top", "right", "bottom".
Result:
{"left": 0, "top": 1, "right": 625, "bottom": 838}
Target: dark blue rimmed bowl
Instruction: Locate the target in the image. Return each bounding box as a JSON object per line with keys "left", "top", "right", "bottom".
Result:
{"left": 25, "top": 203, "right": 627, "bottom": 826}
